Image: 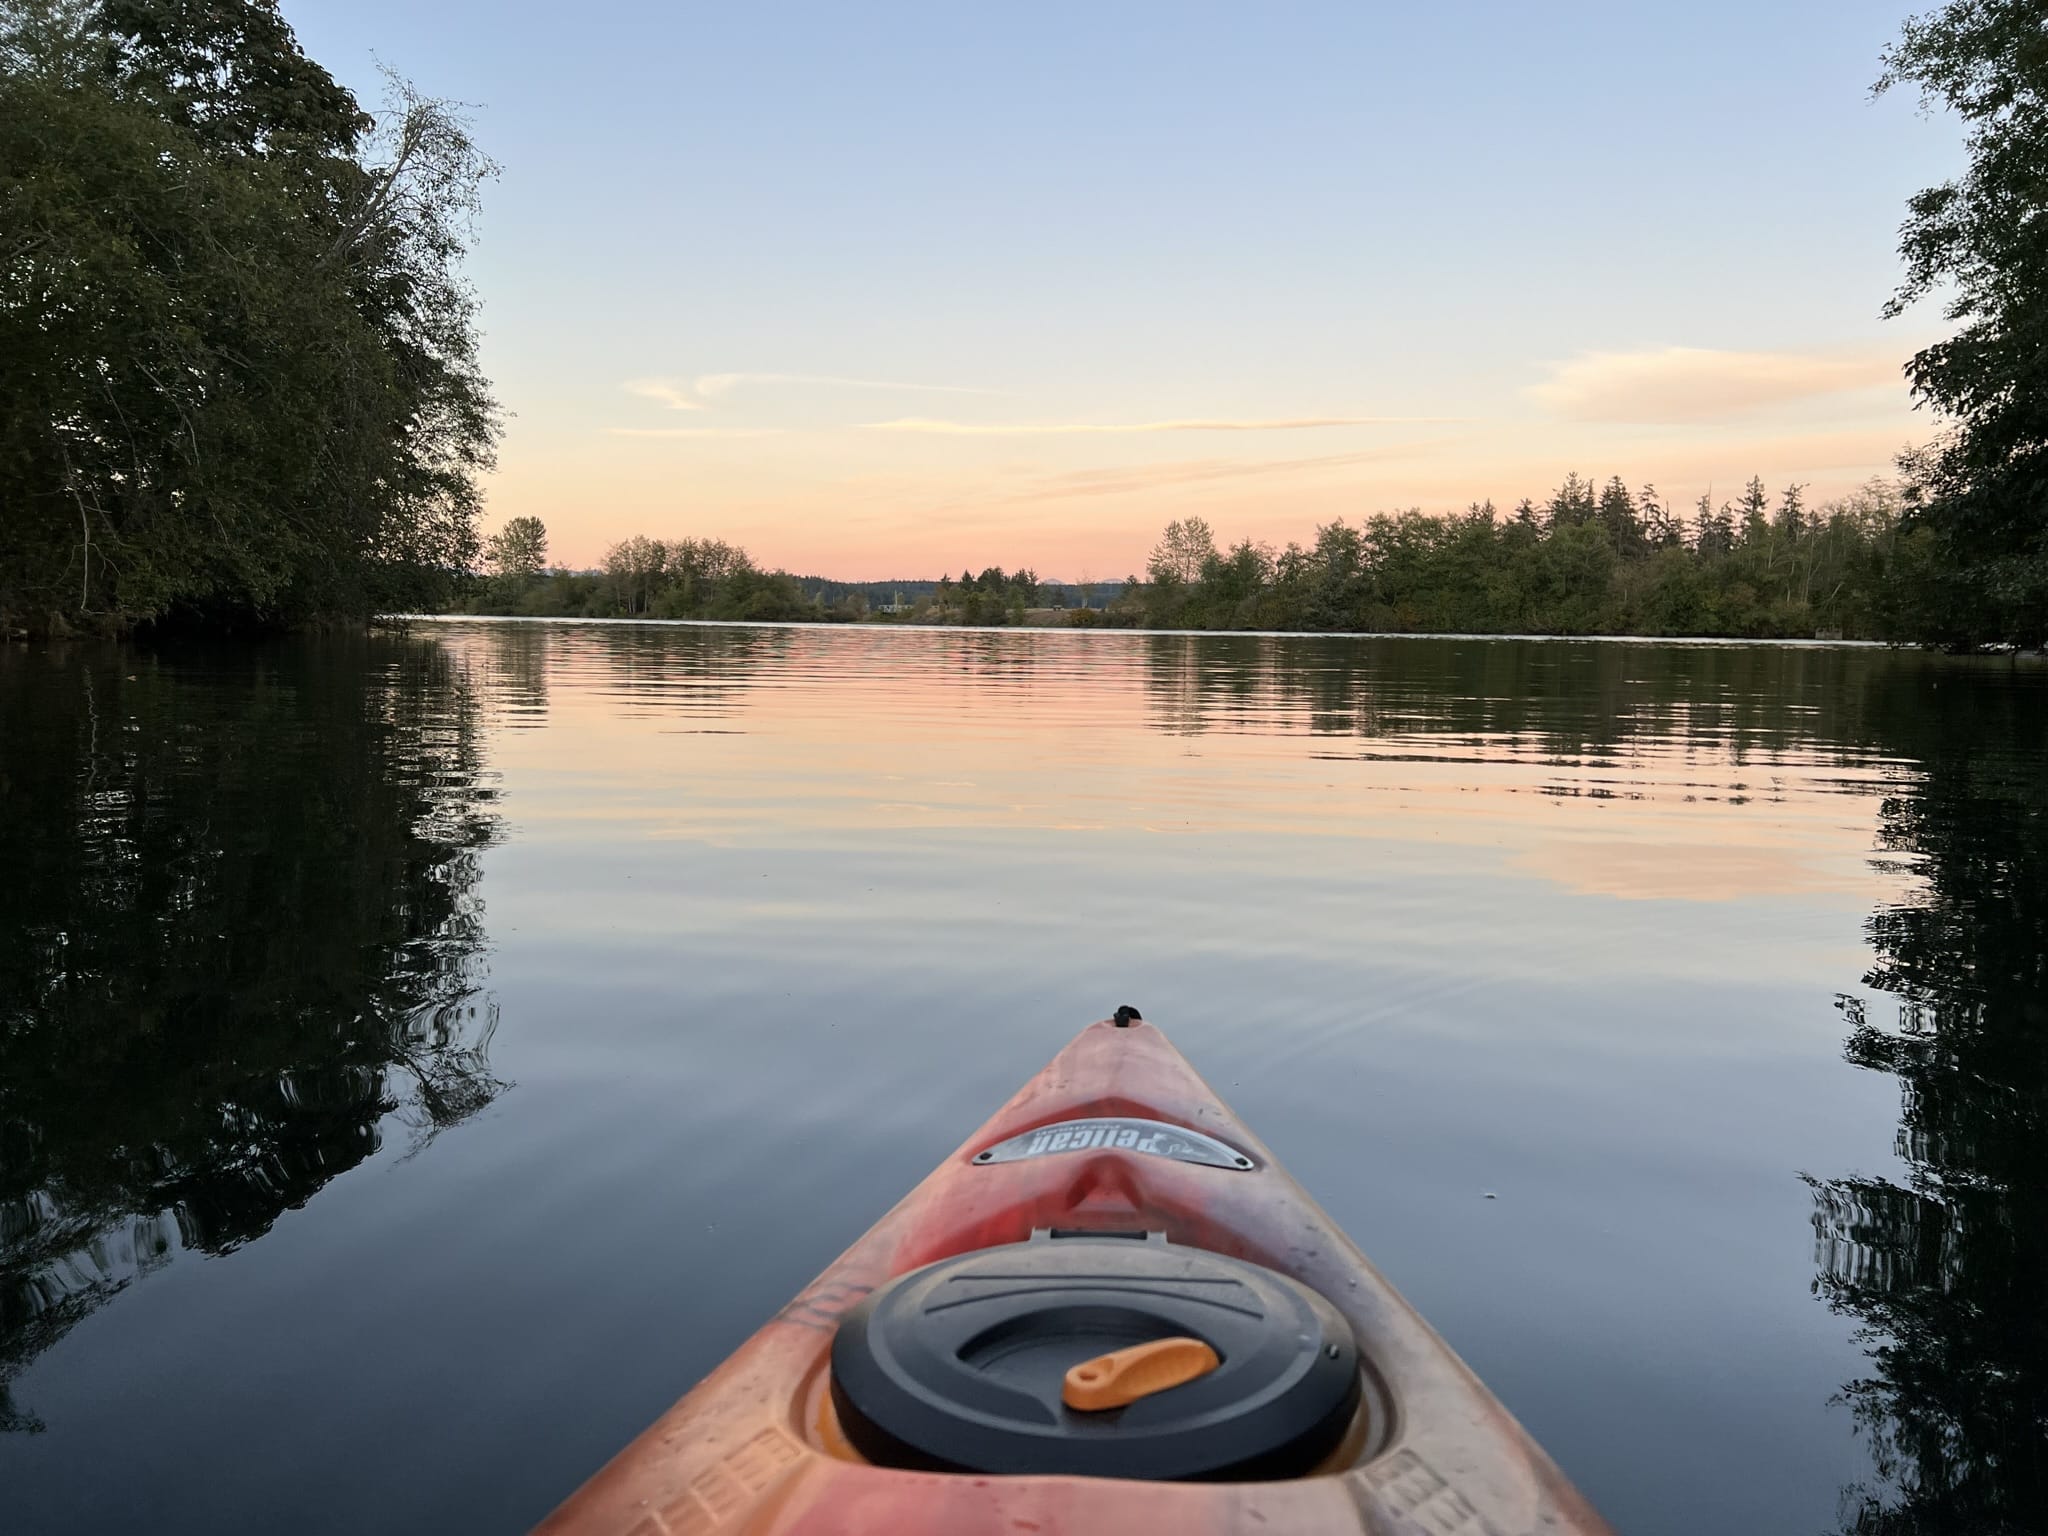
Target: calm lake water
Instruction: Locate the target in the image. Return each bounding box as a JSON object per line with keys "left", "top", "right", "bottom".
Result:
{"left": 3, "top": 620, "right": 2043, "bottom": 1535}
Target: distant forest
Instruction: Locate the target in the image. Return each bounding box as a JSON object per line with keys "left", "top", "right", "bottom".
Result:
{"left": 459, "top": 472, "right": 1944, "bottom": 641}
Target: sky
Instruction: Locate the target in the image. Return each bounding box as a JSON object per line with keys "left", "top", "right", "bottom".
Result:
{"left": 289, "top": 0, "right": 1959, "bottom": 580}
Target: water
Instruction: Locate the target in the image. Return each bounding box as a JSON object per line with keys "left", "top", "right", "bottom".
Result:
{"left": 2, "top": 621, "right": 2042, "bottom": 1535}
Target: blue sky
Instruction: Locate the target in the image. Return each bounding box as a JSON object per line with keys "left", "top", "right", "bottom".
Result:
{"left": 291, "top": 0, "right": 1954, "bottom": 576}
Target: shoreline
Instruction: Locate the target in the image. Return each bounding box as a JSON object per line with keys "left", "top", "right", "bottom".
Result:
{"left": 383, "top": 612, "right": 1910, "bottom": 650}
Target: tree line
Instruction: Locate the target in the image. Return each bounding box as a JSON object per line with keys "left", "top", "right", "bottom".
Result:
{"left": 469, "top": 521, "right": 1067, "bottom": 625}
{"left": 467, "top": 520, "right": 831, "bottom": 622}
{"left": 454, "top": 471, "right": 1939, "bottom": 641}
{"left": 1115, "top": 474, "right": 1930, "bottom": 639}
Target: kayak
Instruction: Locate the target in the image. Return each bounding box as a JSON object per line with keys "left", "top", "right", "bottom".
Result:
{"left": 534, "top": 1010, "right": 1614, "bottom": 1535}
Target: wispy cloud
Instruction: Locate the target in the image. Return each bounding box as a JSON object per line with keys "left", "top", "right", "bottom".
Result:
{"left": 977, "top": 441, "right": 1452, "bottom": 505}
{"left": 1526, "top": 347, "right": 1905, "bottom": 424}
{"left": 603, "top": 427, "right": 785, "bottom": 439}
{"left": 865, "top": 415, "right": 1457, "bottom": 436}
{"left": 622, "top": 378, "right": 704, "bottom": 412}
{"left": 695, "top": 372, "right": 995, "bottom": 398}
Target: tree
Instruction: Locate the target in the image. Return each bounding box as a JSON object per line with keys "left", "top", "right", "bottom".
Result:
{"left": 1736, "top": 476, "right": 1773, "bottom": 548}
{"left": 483, "top": 517, "right": 547, "bottom": 580}
{"left": 1148, "top": 517, "right": 1218, "bottom": 586}
{"left": 603, "top": 535, "right": 668, "bottom": 616}
{"left": 1878, "top": 2, "right": 2048, "bottom": 647}
{"left": 1545, "top": 471, "right": 1597, "bottom": 532}
{"left": 1598, "top": 474, "right": 1646, "bottom": 557}
{"left": 0, "top": 0, "right": 499, "bottom": 633}
{"left": 1776, "top": 482, "right": 1809, "bottom": 538}
{"left": 1695, "top": 492, "right": 1736, "bottom": 559}
{"left": 1638, "top": 483, "right": 1680, "bottom": 549}
{"left": 1202, "top": 539, "right": 1276, "bottom": 627}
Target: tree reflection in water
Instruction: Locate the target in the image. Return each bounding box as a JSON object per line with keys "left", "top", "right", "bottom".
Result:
{"left": 0, "top": 637, "right": 505, "bottom": 1432}
{"left": 1135, "top": 633, "right": 2048, "bottom": 1526}
{"left": 1811, "top": 666, "right": 2048, "bottom": 1534}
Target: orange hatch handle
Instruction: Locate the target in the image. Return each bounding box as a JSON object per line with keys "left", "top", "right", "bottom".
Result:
{"left": 1062, "top": 1337, "right": 1221, "bottom": 1412}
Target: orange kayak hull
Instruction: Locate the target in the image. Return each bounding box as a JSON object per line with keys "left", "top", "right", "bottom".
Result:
{"left": 534, "top": 1017, "right": 1614, "bottom": 1535}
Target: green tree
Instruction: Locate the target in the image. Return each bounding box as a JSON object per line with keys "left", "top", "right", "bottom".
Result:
{"left": 1143, "top": 517, "right": 1217, "bottom": 627}
{"left": 603, "top": 535, "right": 668, "bottom": 616}
{"left": 1545, "top": 471, "right": 1597, "bottom": 532}
{"left": 0, "top": 0, "right": 498, "bottom": 633}
{"left": 1693, "top": 492, "right": 1735, "bottom": 559}
{"left": 1148, "top": 517, "right": 1218, "bottom": 586}
{"left": 1597, "top": 475, "right": 1647, "bottom": 557}
{"left": 1878, "top": 2, "right": 2048, "bottom": 647}
{"left": 1638, "top": 484, "right": 1679, "bottom": 549}
{"left": 1202, "top": 539, "right": 1276, "bottom": 628}
{"left": 1776, "top": 482, "right": 1809, "bottom": 537}
{"left": 1735, "top": 476, "right": 1773, "bottom": 548}
{"left": 482, "top": 516, "right": 548, "bottom": 580}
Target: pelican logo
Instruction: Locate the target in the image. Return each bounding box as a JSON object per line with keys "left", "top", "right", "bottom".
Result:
{"left": 973, "top": 1117, "right": 1253, "bottom": 1171}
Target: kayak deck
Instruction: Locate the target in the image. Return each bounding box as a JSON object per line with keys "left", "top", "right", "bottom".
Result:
{"left": 534, "top": 1015, "right": 1613, "bottom": 1535}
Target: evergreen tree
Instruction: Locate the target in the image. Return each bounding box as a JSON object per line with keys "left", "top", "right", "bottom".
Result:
{"left": 1638, "top": 483, "right": 1679, "bottom": 549}
{"left": 1736, "top": 476, "right": 1773, "bottom": 548}
{"left": 1695, "top": 492, "right": 1736, "bottom": 559}
{"left": 1776, "top": 483, "right": 1809, "bottom": 537}
{"left": 1598, "top": 475, "right": 1647, "bottom": 557}
{"left": 1546, "top": 471, "right": 1597, "bottom": 531}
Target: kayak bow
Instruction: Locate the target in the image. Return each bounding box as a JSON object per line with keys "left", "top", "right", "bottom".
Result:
{"left": 535, "top": 1012, "right": 1614, "bottom": 1535}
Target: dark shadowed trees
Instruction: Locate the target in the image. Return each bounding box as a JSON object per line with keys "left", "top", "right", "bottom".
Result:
{"left": 0, "top": 0, "right": 498, "bottom": 633}
{"left": 1878, "top": 1, "right": 2048, "bottom": 648}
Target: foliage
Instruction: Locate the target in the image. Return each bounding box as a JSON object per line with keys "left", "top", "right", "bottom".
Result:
{"left": 1124, "top": 475, "right": 1918, "bottom": 639}
{"left": 926, "top": 566, "right": 1041, "bottom": 626}
{"left": 0, "top": 0, "right": 498, "bottom": 633}
{"left": 482, "top": 516, "right": 548, "bottom": 580}
{"left": 1878, "top": 0, "right": 2048, "bottom": 647}
{"left": 458, "top": 533, "right": 824, "bottom": 623}
{"left": 1148, "top": 517, "right": 1219, "bottom": 586}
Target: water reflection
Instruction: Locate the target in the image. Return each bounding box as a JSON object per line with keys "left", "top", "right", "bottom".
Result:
{"left": 458, "top": 623, "right": 2048, "bottom": 1524}
{"left": 1810, "top": 667, "right": 2048, "bottom": 1532}
{"left": 1140, "top": 631, "right": 1909, "bottom": 761}
{"left": 6, "top": 619, "right": 2045, "bottom": 1535}
{"left": 0, "top": 638, "right": 504, "bottom": 1432}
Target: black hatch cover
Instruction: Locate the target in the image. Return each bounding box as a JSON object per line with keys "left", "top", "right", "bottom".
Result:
{"left": 829, "top": 1234, "right": 1361, "bottom": 1480}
